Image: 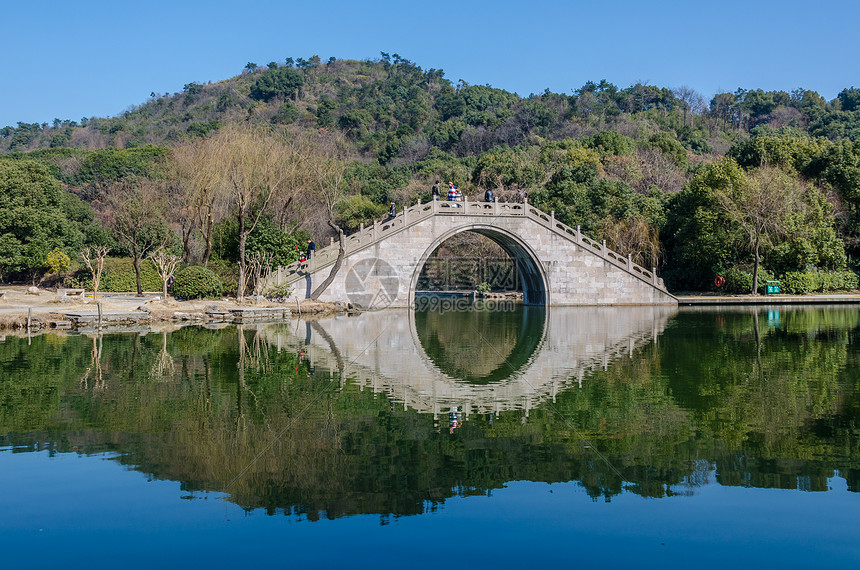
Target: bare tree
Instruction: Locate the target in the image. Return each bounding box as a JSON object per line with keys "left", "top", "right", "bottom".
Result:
{"left": 152, "top": 331, "right": 175, "bottom": 377}
{"left": 168, "top": 139, "right": 228, "bottom": 264}
{"left": 80, "top": 246, "right": 110, "bottom": 300}
{"left": 209, "top": 124, "right": 299, "bottom": 300}
{"left": 148, "top": 246, "right": 181, "bottom": 301}
{"left": 636, "top": 148, "right": 687, "bottom": 194}
{"left": 602, "top": 218, "right": 662, "bottom": 268}
{"left": 102, "top": 180, "right": 174, "bottom": 296}
{"left": 245, "top": 250, "right": 274, "bottom": 302}
{"left": 297, "top": 130, "right": 352, "bottom": 300}
{"left": 79, "top": 335, "right": 104, "bottom": 392}
{"left": 673, "top": 86, "right": 705, "bottom": 127}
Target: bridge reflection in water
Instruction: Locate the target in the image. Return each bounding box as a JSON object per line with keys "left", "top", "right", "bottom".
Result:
{"left": 273, "top": 305, "right": 677, "bottom": 417}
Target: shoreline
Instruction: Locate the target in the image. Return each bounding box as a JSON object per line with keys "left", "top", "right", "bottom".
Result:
{"left": 2, "top": 286, "right": 860, "bottom": 333}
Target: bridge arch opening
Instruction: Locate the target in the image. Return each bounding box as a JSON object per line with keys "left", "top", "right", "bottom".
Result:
{"left": 409, "top": 226, "right": 549, "bottom": 306}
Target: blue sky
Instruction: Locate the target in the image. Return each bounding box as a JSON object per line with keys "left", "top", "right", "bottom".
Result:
{"left": 2, "top": 0, "right": 858, "bottom": 128}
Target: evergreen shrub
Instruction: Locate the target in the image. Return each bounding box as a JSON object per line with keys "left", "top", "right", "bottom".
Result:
{"left": 722, "top": 267, "right": 775, "bottom": 294}
{"left": 70, "top": 258, "right": 162, "bottom": 292}
{"left": 172, "top": 266, "right": 223, "bottom": 299}
{"left": 780, "top": 270, "right": 859, "bottom": 294}
{"left": 204, "top": 259, "right": 238, "bottom": 297}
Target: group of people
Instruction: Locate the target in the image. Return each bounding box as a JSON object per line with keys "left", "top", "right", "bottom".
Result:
{"left": 431, "top": 180, "right": 526, "bottom": 204}
{"left": 299, "top": 183, "right": 527, "bottom": 269}
{"left": 431, "top": 180, "right": 464, "bottom": 202}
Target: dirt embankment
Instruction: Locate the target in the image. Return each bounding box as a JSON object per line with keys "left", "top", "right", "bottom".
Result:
{"left": 0, "top": 286, "right": 346, "bottom": 330}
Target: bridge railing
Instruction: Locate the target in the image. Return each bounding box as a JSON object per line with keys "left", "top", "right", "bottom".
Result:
{"left": 270, "top": 199, "right": 433, "bottom": 285}
{"left": 270, "top": 198, "right": 666, "bottom": 292}
{"left": 270, "top": 198, "right": 525, "bottom": 285}
{"left": 522, "top": 204, "right": 666, "bottom": 291}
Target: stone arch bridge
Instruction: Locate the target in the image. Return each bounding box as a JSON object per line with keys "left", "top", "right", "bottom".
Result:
{"left": 273, "top": 200, "right": 676, "bottom": 306}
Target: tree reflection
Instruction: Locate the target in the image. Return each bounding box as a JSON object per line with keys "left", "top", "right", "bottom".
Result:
{"left": 0, "top": 306, "right": 859, "bottom": 518}
{"left": 414, "top": 305, "right": 545, "bottom": 383}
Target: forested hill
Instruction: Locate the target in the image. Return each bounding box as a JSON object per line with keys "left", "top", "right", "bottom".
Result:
{"left": 2, "top": 54, "right": 860, "bottom": 294}
{"left": 2, "top": 54, "right": 859, "bottom": 157}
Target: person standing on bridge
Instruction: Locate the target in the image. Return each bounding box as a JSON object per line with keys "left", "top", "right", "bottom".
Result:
{"left": 387, "top": 201, "right": 397, "bottom": 220}
{"left": 484, "top": 188, "right": 494, "bottom": 203}
{"left": 515, "top": 187, "right": 526, "bottom": 204}
{"left": 448, "top": 182, "right": 462, "bottom": 203}
{"left": 306, "top": 238, "right": 315, "bottom": 261}
{"left": 432, "top": 181, "right": 440, "bottom": 201}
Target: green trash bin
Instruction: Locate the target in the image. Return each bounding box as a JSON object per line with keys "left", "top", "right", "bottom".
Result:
{"left": 765, "top": 280, "right": 780, "bottom": 295}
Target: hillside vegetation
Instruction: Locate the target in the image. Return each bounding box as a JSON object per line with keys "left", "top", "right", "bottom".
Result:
{"left": 2, "top": 54, "right": 860, "bottom": 295}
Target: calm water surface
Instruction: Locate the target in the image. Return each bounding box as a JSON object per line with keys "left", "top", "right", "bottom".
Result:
{"left": 1, "top": 305, "right": 859, "bottom": 568}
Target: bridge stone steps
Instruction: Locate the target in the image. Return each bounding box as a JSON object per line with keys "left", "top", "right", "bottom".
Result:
{"left": 271, "top": 199, "right": 668, "bottom": 294}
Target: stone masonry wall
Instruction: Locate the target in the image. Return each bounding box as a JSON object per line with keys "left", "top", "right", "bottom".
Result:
{"left": 295, "top": 214, "right": 676, "bottom": 307}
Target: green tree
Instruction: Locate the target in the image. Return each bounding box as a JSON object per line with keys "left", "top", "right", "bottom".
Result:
{"left": 727, "top": 127, "right": 829, "bottom": 173}
{"left": 644, "top": 133, "right": 688, "bottom": 166}
{"left": 0, "top": 160, "right": 97, "bottom": 281}
{"left": 45, "top": 247, "right": 71, "bottom": 283}
{"left": 837, "top": 87, "right": 860, "bottom": 112}
{"left": 713, "top": 165, "right": 804, "bottom": 293}
{"left": 809, "top": 139, "right": 860, "bottom": 260}
{"left": 335, "top": 195, "right": 386, "bottom": 232}
{"left": 249, "top": 67, "right": 304, "bottom": 102}
{"left": 662, "top": 159, "right": 747, "bottom": 290}
{"left": 212, "top": 216, "right": 305, "bottom": 268}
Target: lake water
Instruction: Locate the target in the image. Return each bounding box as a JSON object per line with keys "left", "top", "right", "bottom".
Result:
{"left": 1, "top": 305, "right": 859, "bottom": 568}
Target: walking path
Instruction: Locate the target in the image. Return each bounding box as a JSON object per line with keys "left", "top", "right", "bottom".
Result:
{"left": 676, "top": 294, "right": 860, "bottom": 305}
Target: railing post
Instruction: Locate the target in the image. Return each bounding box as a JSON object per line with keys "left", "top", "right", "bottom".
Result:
{"left": 463, "top": 195, "right": 467, "bottom": 213}
{"left": 373, "top": 220, "right": 378, "bottom": 241}
{"left": 550, "top": 210, "right": 555, "bottom": 225}
{"left": 360, "top": 222, "right": 364, "bottom": 233}
{"left": 602, "top": 239, "right": 607, "bottom": 257}
{"left": 330, "top": 236, "right": 334, "bottom": 247}
{"left": 493, "top": 196, "right": 498, "bottom": 216}
{"left": 627, "top": 254, "right": 632, "bottom": 271}
{"left": 404, "top": 203, "right": 408, "bottom": 225}
{"left": 652, "top": 267, "right": 658, "bottom": 286}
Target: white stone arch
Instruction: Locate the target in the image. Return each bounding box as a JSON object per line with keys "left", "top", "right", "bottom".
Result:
{"left": 407, "top": 224, "right": 551, "bottom": 307}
